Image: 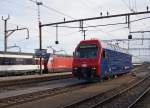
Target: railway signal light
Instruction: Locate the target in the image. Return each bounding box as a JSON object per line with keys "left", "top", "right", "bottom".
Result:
{"left": 55, "top": 40, "right": 59, "bottom": 44}
{"left": 128, "top": 34, "right": 132, "bottom": 39}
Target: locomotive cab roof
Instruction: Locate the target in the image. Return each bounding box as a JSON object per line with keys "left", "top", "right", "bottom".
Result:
{"left": 79, "top": 39, "right": 130, "bottom": 54}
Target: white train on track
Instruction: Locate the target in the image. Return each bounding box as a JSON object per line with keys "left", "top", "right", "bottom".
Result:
{"left": 0, "top": 51, "right": 40, "bottom": 76}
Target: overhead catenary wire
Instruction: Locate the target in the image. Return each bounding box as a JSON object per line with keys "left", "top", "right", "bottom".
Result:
{"left": 28, "top": 0, "right": 74, "bottom": 19}
{"left": 121, "top": 0, "right": 135, "bottom": 12}
{"left": 79, "top": 0, "right": 103, "bottom": 13}
{"left": 2, "top": 0, "right": 36, "bottom": 11}
{"left": 121, "top": 0, "right": 150, "bottom": 39}
{"left": 121, "top": 0, "right": 148, "bottom": 27}
{"left": 133, "top": 0, "right": 137, "bottom": 12}
{"left": 49, "top": 16, "right": 150, "bottom": 29}
{"left": 129, "top": 0, "right": 132, "bottom": 11}
{"left": 28, "top": 0, "right": 112, "bottom": 37}
{"left": 79, "top": 0, "right": 94, "bottom": 10}
{"left": 51, "top": 22, "right": 127, "bottom": 29}
{"left": 63, "top": 30, "right": 81, "bottom": 37}
{"left": 86, "top": 0, "right": 103, "bottom": 10}
{"left": 130, "top": 16, "right": 150, "bottom": 22}
{"left": 5, "top": 0, "right": 146, "bottom": 41}
{"left": 108, "top": 27, "right": 128, "bottom": 32}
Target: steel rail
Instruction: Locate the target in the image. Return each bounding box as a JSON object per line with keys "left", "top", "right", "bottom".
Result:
{"left": 90, "top": 75, "right": 150, "bottom": 108}
{"left": 63, "top": 85, "right": 119, "bottom": 108}
{"left": 63, "top": 75, "right": 150, "bottom": 108}
{"left": 127, "top": 86, "right": 150, "bottom": 108}
{"left": 63, "top": 76, "right": 143, "bottom": 108}
{"left": 0, "top": 79, "right": 89, "bottom": 108}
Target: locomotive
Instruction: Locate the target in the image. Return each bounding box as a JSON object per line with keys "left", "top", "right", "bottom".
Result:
{"left": 47, "top": 55, "right": 73, "bottom": 72}
{"left": 72, "top": 39, "right": 132, "bottom": 81}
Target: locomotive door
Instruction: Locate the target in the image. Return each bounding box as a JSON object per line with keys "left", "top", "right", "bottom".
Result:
{"left": 100, "top": 49, "right": 108, "bottom": 80}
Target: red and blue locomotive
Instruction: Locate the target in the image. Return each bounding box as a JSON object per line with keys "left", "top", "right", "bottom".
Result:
{"left": 72, "top": 39, "right": 132, "bottom": 81}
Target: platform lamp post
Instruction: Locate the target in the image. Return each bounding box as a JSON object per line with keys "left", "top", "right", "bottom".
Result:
{"left": 36, "top": 1, "right": 43, "bottom": 75}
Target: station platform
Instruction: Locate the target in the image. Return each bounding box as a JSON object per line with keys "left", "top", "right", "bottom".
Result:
{"left": 0, "top": 72, "right": 72, "bottom": 87}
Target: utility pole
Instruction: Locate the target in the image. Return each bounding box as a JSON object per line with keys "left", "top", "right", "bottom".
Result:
{"left": 2, "top": 16, "right": 29, "bottom": 52}
{"left": 2, "top": 15, "right": 10, "bottom": 52}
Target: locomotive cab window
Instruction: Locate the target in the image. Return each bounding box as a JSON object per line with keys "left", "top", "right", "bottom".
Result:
{"left": 75, "top": 44, "right": 98, "bottom": 58}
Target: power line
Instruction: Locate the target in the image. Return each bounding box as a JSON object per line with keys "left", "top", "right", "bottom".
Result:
{"left": 121, "top": 0, "right": 149, "bottom": 33}
{"left": 40, "top": 10, "right": 150, "bottom": 41}
{"left": 79, "top": 0, "right": 93, "bottom": 9}
{"left": 48, "top": 16, "right": 150, "bottom": 34}
{"left": 63, "top": 31, "right": 80, "bottom": 37}
{"left": 121, "top": 0, "right": 135, "bottom": 12}
{"left": 108, "top": 27, "right": 128, "bottom": 32}
{"left": 129, "top": 0, "right": 131, "bottom": 10}
{"left": 46, "top": 15, "right": 150, "bottom": 29}
{"left": 131, "top": 16, "right": 150, "bottom": 22}
{"left": 81, "top": 0, "right": 107, "bottom": 16}
{"left": 132, "top": 0, "right": 136, "bottom": 11}
{"left": 51, "top": 22, "right": 127, "bottom": 29}
{"left": 28, "top": 0, "right": 74, "bottom": 19}
{"left": 134, "top": 0, "right": 137, "bottom": 11}
{"left": 1, "top": 0, "right": 36, "bottom": 11}
{"left": 7, "top": 22, "right": 56, "bottom": 38}
{"left": 87, "top": 0, "right": 103, "bottom": 9}
{"left": 28, "top": 0, "right": 112, "bottom": 36}
{"left": 79, "top": 0, "right": 99, "bottom": 12}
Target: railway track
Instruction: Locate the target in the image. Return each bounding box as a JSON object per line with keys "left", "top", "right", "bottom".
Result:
{"left": 0, "top": 72, "right": 72, "bottom": 87}
{"left": 0, "top": 65, "right": 149, "bottom": 108}
{"left": 63, "top": 75, "right": 150, "bottom": 108}
{"left": 0, "top": 78, "right": 90, "bottom": 108}
{"left": 128, "top": 86, "right": 150, "bottom": 108}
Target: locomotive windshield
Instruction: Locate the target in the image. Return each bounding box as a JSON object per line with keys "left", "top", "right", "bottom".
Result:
{"left": 75, "top": 44, "right": 98, "bottom": 58}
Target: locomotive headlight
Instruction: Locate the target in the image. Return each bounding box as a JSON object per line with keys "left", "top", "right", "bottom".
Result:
{"left": 92, "top": 67, "right": 96, "bottom": 70}
{"left": 81, "top": 64, "right": 87, "bottom": 67}
{"left": 73, "top": 67, "right": 78, "bottom": 72}
{"left": 91, "top": 67, "right": 96, "bottom": 72}
{"left": 91, "top": 67, "right": 96, "bottom": 78}
{"left": 73, "top": 67, "right": 78, "bottom": 70}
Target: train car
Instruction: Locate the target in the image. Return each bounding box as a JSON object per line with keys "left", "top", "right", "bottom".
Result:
{"left": 0, "top": 51, "right": 39, "bottom": 76}
{"left": 72, "top": 39, "right": 132, "bottom": 81}
{"left": 47, "top": 54, "right": 73, "bottom": 72}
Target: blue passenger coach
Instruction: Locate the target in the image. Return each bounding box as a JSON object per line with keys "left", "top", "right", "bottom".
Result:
{"left": 100, "top": 41, "right": 132, "bottom": 79}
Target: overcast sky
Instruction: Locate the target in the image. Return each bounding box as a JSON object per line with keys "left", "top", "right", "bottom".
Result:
{"left": 0, "top": 0, "right": 150, "bottom": 54}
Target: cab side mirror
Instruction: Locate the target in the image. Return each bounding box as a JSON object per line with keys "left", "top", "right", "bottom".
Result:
{"left": 73, "top": 52, "right": 75, "bottom": 56}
